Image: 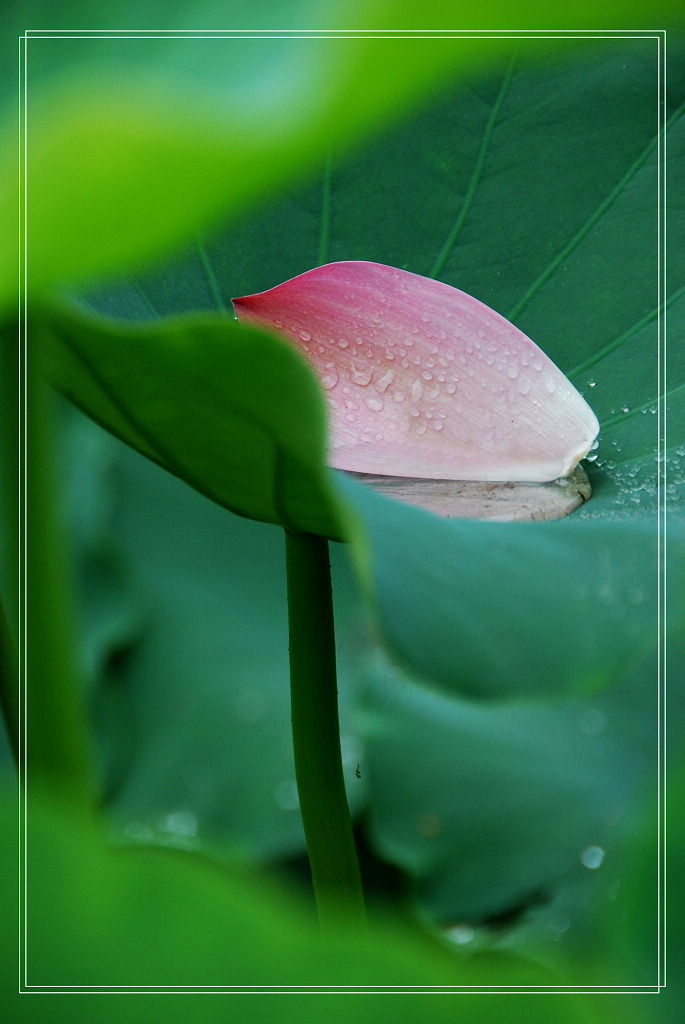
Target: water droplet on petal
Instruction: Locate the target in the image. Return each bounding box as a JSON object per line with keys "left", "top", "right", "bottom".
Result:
{"left": 320, "top": 369, "right": 339, "bottom": 390}
{"left": 351, "top": 366, "right": 373, "bottom": 386}
{"left": 299, "top": 329, "right": 311, "bottom": 342}
{"left": 376, "top": 369, "right": 396, "bottom": 393}
{"left": 365, "top": 395, "right": 384, "bottom": 412}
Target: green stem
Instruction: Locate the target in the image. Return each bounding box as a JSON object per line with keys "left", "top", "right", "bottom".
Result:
{"left": 285, "top": 529, "right": 366, "bottom": 934}
{"left": 25, "top": 337, "right": 94, "bottom": 809}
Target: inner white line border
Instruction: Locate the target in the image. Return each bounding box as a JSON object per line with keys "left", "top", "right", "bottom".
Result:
{"left": 16, "top": 26, "right": 668, "bottom": 997}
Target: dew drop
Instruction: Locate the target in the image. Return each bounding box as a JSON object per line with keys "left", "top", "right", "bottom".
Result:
{"left": 544, "top": 377, "right": 557, "bottom": 395}
{"left": 365, "top": 395, "right": 384, "bottom": 412}
{"left": 320, "top": 369, "right": 339, "bottom": 390}
{"left": 338, "top": 337, "right": 349, "bottom": 349}
{"left": 299, "top": 329, "right": 311, "bottom": 342}
{"left": 351, "top": 366, "right": 373, "bottom": 387}
{"left": 433, "top": 420, "right": 444, "bottom": 431}
{"left": 415, "top": 422, "right": 428, "bottom": 435}
{"left": 588, "top": 379, "right": 597, "bottom": 388}
{"left": 159, "top": 808, "right": 198, "bottom": 838}
{"left": 506, "top": 364, "right": 520, "bottom": 379}
{"left": 580, "top": 845, "right": 605, "bottom": 870}
{"left": 420, "top": 312, "right": 431, "bottom": 323}
{"left": 421, "top": 370, "right": 434, "bottom": 382}
{"left": 391, "top": 388, "right": 406, "bottom": 403}
{"left": 445, "top": 924, "right": 475, "bottom": 946}
{"left": 621, "top": 405, "right": 630, "bottom": 414}
{"left": 376, "top": 369, "right": 396, "bottom": 393}
{"left": 411, "top": 380, "right": 424, "bottom": 402}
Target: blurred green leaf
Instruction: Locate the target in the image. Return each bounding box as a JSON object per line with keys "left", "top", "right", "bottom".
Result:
{"left": 36, "top": 301, "right": 346, "bottom": 538}
{"left": 6, "top": 7, "right": 683, "bottom": 304}
{"left": 0, "top": 4, "right": 539, "bottom": 303}
{"left": 1, "top": 792, "right": 603, "bottom": 1019}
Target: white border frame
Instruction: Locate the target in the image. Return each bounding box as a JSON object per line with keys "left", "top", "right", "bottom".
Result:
{"left": 16, "top": 26, "right": 668, "bottom": 997}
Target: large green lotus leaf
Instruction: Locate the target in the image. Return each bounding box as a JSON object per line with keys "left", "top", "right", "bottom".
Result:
{"left": 336, "top": 473, "right": 681, "bottom": 699}
{"left": 78, "top": 38, "right": 683, "bottom": 696}
{"left": 97, "top": 437, "right": 365, "bottom": 858}
{"left": 1, "top": 794, "right": 603, "bottom": 1016}
{"left": 359, "top": 660, "right": 675, "bottom": 965}
{"left": 35, "top": 301, "right": 347, "bottom": 539}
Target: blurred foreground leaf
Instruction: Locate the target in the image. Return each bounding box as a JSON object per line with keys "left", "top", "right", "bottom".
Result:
{"left": 36, "top": 301, "right": 346, "bottom": 539}
{"left": 1, "top": 792, "right": 604, "bottom": 1020}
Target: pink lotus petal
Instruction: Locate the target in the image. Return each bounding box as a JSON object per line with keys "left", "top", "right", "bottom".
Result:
{"left": 232, "top": 262, "right": 599, "bottom": 482}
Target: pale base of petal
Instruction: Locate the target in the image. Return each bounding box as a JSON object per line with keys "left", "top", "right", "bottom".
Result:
{"left": 346, "top": 465, "right": 592, "bottom": 522}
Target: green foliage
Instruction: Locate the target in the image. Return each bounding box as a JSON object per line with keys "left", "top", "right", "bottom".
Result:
{"left": 1, "top": 6, "right": 683, "bottom": 1018}
{"left": 1, "top": 792, "right": 599, "bottom": 1020}
{"left": 37, "top": 301, "right": 346, "bottom": 538}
